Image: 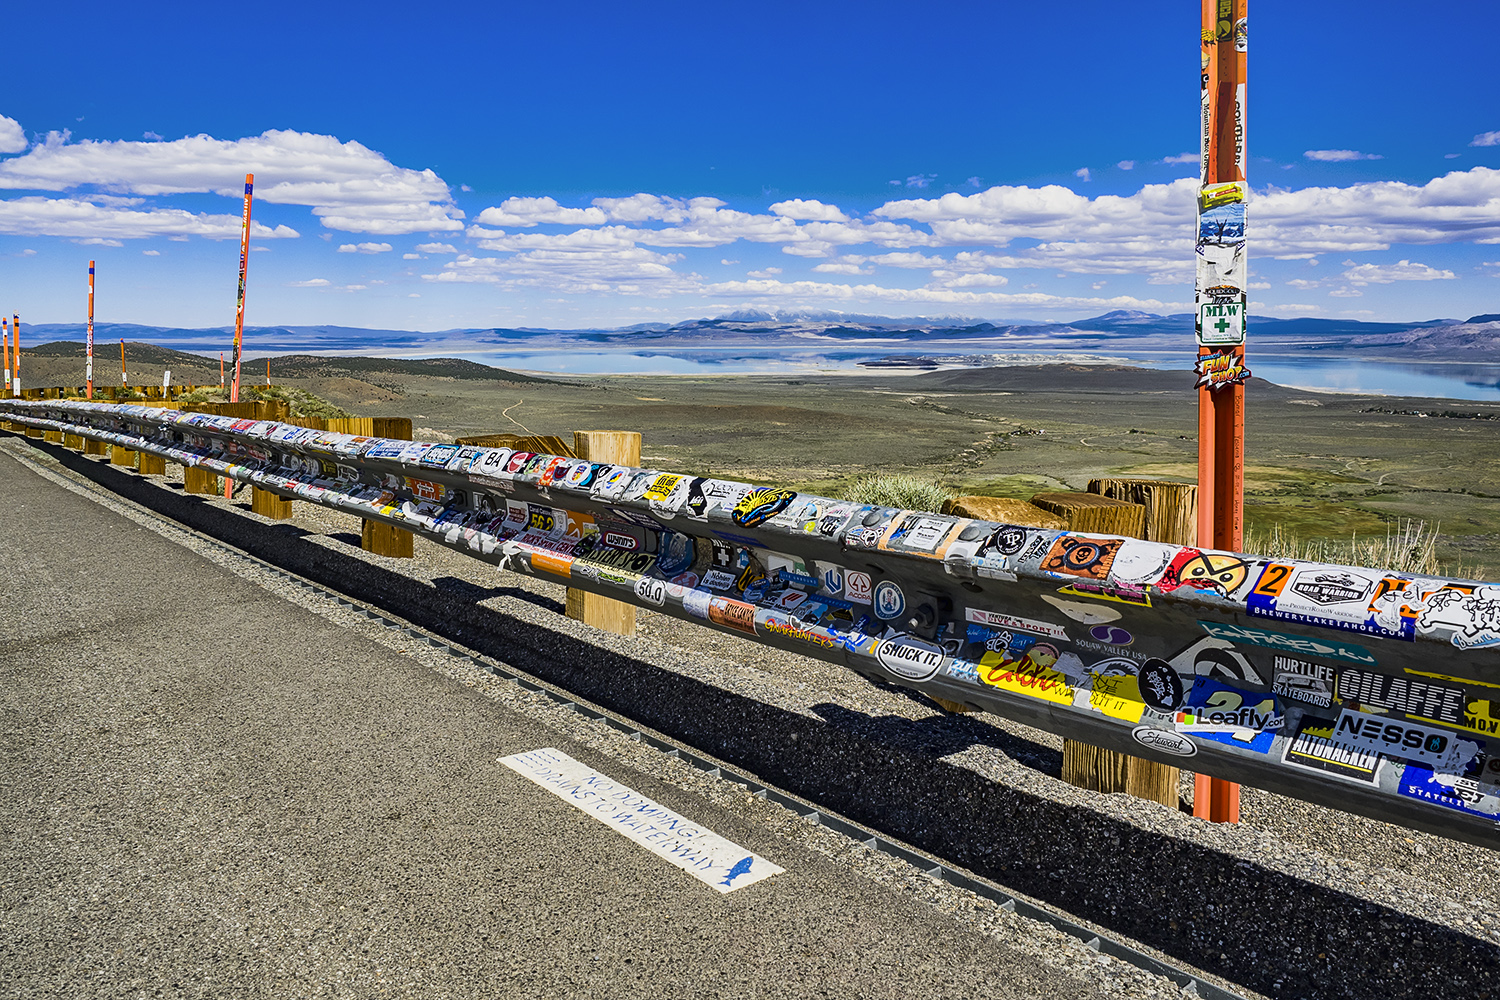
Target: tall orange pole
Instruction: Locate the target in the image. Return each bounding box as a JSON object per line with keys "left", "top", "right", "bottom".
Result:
{"left": 11, "top": 313, "right": 17, "bottom": 395}
{"left": 230, "top": 173, "right": 253, "bottom": 403}
{"left": 220, "top": 352, "right": 225, "bottom": 387}
{"left": 2, "top": 317, "right": 10, "bottom": 398}
{"left": 86, "top": 263, "right": 96, "bottom": 399}
{"left": 1194, "top": 0, "right": 1248, "bottom": 823}
{"left": 266, "top": 357, "right": 270, "bottom": 387}
{"left": 121, "top": 339, "right": 127, "bottom": 388}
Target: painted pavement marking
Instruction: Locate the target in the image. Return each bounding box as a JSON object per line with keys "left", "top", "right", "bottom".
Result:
{"left": 499, "top": 747, "right": 785, "bottom": 894}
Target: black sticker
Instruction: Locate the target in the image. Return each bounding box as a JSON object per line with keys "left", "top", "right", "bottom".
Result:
{"left": 1137, "top": 658, "right": 1185, "bottom": 711}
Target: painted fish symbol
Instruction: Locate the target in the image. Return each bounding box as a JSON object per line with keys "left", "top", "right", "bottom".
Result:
{"left": 721, "top": 856, "right": 754, "bottom": 887}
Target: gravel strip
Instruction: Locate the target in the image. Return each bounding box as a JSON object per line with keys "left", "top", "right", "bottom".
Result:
{"left": 11, "top": 435, "right": 1500, "bottom": 999}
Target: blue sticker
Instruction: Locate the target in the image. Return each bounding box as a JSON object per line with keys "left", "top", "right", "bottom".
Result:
{"left": 821, "top": 565, "right": 844, "bottom": 597}
{"left": 655, "top": 531, "right": 695, "bottom": 577}
{"left": 873, "top": 580, "right": 906, "bottom": 621}
{"left": 1397, "top": 754, "right": 1500, "bottom": 819}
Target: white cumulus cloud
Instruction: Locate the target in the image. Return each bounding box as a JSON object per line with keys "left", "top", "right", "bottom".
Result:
{"left": 0, "top": 115, "right": 26, "bottom": 154}
{"left": 1304, "top": 149, "right": 1384, "bottom": 162}
{"left": 289, "top": 278, "right": 331, "bottom": 287}
{"left": 475, "top": 196, "right": 608, "bottom": 228}
{"left": 1340, "top": 259, "right": 1457, "bottom": 284}
{"left": 337, "top": 242, "right": 392, "bottom": 254}
{"left": 0, "top": 129, "right": 464, "bottom": 235}
{"left": 0, "top": 195, "right": 299, "bottom": 241}
{"left": 1470, "top": 131, "right": 1500, "bottom": 148}
{"left": 769, "top": 198, "right": 849, "bottom": 222}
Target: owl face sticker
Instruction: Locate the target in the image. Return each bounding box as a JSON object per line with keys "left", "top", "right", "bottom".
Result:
{"left": 1159, "top": 549, "right": 1253, "bottom": 598}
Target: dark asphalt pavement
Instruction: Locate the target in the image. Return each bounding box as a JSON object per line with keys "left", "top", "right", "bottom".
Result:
{"left": 0, "top": 448, "right": 1109, "bottom": 999}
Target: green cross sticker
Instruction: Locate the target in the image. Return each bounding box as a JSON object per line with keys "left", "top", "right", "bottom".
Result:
{"left": 1198, "top": 300, "right": 1246, "bottom": 346}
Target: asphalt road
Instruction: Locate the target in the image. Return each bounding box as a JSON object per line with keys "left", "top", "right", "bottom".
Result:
{"left": 0, "top": 447, "right": 1114, "bottom": 999}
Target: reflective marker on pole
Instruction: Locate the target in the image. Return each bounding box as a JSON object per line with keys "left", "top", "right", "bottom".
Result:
{"left": 1194, "top": 0, "right": 1248, "bottom": 824}
{"left": 230, "top": 173, "right": 253, "bottom": 403}
{"left": 86, "top": 262, "right": 95, "bottom": 399}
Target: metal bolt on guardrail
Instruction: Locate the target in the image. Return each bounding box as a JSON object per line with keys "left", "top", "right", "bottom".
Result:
{"left": 4, "top": 398, "right": 1499, "bottom": 849}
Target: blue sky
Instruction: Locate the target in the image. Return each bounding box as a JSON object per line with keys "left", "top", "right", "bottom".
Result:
{"left": 2, "top": 0, "right": 1499, "bottom": 333}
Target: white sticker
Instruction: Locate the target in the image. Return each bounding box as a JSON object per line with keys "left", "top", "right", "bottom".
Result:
{"left": 499, "top": 748, "right": 784, "bottom": 894}
{"left": 634, "top": 576, "right": 667, "bottom": 607}
{"left": 846, "top": 571, "right": 873, "bottom": 604}
{"left": 966, "top": 607, "right": 1069, "bottom": 641}
{"left": 701, "top": 569, "right": 736, "bottom": 592}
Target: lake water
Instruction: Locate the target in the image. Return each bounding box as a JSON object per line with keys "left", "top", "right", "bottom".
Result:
{"left": 458, "top": 346, "right": 1500, "bottom": 402}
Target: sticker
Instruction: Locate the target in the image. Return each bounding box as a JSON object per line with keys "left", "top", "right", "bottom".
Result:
{"left": 1198, "top": 620, "right": 1377, "bottom": 665}
{"left": 731, "top": 488, "right": 796, "bottom": 527}
{"left": 1088, "top": 624, "right": 1133, "bottom": 646}
{"left": 845, "top": 571, "right": 873, "bottom": 604}
{"left": 819, "top": 564, "right": 845, "bottom": 597}
{"left": 499, "top": 748, "right": 784, "bottom": 894}
{"left": 872, "top": 580, "right": 906, "bottom": 621}
{"left": 1039, "top": 594, "right": 1122, "bottom": 625}
{"left": 884, "top": 515, "right": 956, "bottom": 553}
{"left": 1417, "top": 583, "right": 1500, "bottom": 650}
{"left": 1157, "top": 548, "right": 1255, "bottom": 599}
{"left": 1197, "top": 301, "right": 1245, "bottom": 347}
{"left": 1337, "top": 669, "right": 1467, "bottom": 727}
{"left": 1132, "top": 726, "right": 1198, "bottom": 758}
{"left": 708, "top": 597, "right": 757, "bottom": 635}
{"left": 1332, "top": 710, "right": 1480, "bottom": 772}
{"left": 644, "top": 473, "right": 685, "bottom": 502}
{"left": 757, "top": 613, "right": 837, "bottom": 650}
{"left": 1137, "top": 658, "right": 1185, "bottom": 712}
{"left": 682, "top": 589, "right": 712, "bottom": 619}
{"left": 1087, "top": 671, "right": 1146, "bottom": 724}
{"left": 977, "top": 645, "right": 1074, "bottom": 706}
{"left": 875, "top": 635, "right": 946, "bottom": 683}
{"left": 965, "top": 608, "right": 1069, "bottom": 641}
{"left": 701, "top": 570, "right": 736, "bottom": 592}
{"left": 634, "top": 576, "right": 667, "bottom": 607}
{"left": 655, "top": 531, "right": 695, "bottom": 577}
{"left": 1282, "top": 717, "right": 1381, "bottom": 784}
{"left": 1040, "top": 535, "right": 1122, "bottom": 580}
{"left": 1397, "top": 757, "right": 1500, "bottom": 819}
{"left": 1271, "top": 655, "right": 1336, "bottom": 707}
{"left": 1194, "top": 348, "right": 1251, "bottom": 390}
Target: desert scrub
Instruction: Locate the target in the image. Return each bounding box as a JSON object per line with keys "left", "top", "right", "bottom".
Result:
{"left": 1243, "top": 519, "right": 1485, "bottom": 580}
{"left": 841, "top": 474, "right": 955, "bottom": 513}
{"left": 175, "top": 385, "right": 351, "bottom": 421}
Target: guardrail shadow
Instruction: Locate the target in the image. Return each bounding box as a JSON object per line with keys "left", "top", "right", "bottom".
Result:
{"left": 31, "top": 437, "right": 1499, "bottom": 1000}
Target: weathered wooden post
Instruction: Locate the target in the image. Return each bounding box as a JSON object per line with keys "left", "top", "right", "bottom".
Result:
{"left": 566, "top": 430, "right": 642, "bottom": 637}
{"left": 362, "top": 417, "right": 415, "bottom": 558}
{"left": 1029, "top": 490, "right": 1183, "bottom": 810}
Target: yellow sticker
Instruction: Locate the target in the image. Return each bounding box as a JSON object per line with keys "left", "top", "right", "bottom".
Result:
{"left": 1088, "top": 673, "right": 1146, "bottom": 723}
{"left": 978, "top": 645, "right": 1074, "bottom": 706}
{"left": 644, "top": 473, "right": 684, "bottom": 502}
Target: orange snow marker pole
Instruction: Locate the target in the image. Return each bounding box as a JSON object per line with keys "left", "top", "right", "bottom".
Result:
{"left": 2, "top": 316, "right": 10, "bottom": 398}
{"left": 86, "top": 263, "right": 96, "bottom": 399}
{"left": 266, "top": 357, "right": 270, "bottom": 387}
{"left": 1193, "top": 0, "right": 1248, "bottom": 825}
{"left": 220, "top": 352, "right": 225, "bottom": 387}
{"left": 226, "top": 173, "right": 254, "bottom": 499}
{"left": 229, "top": 174, "right": 253, "bottom": 403}
{"left": 121, "top": 339, "right": 127, "bottom": 388}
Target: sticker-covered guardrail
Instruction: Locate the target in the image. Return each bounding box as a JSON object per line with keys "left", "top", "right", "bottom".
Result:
{"left": 6, "top": 398, "right": 1500, "bottom": 849}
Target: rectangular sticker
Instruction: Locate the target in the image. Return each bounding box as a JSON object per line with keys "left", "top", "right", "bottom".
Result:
{"left": 1282, "top": 718, "right": 1381, "bottom": 784}
{"left": 966, "top": 607, "right": 1068, "bottom": 641}
{"left": 1332, "top": 709, "right": 1480, "bottom": 772}
{"left": 499, "top": 748, "right": 783, "bottom": 893}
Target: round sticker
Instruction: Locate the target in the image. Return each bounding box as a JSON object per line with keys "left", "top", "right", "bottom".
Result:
{"left": 875, "top": 635, "right": 945, "bottom": 682}
{"left": 1136, "top": 658, "right": 1185, "bottom": 711}
{"left": 873, "top": 580, "right": 906, "bottom": 621}
{"left": 1089, "top": 624, "right": 1134, "bottom": 646}
{"left": 656, "top": 531, "right": 695, "bottom": 577}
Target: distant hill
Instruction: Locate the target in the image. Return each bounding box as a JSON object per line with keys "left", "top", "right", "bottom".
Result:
{"left": 259, "top": 353, "right": 554, "bottom": 384}
{"left": 903, "top": 363, "right": 1290, "bottom": 395}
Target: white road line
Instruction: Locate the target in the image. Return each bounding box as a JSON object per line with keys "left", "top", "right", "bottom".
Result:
{"left": 500, "top": 747, "right": 785, "bottom": 894}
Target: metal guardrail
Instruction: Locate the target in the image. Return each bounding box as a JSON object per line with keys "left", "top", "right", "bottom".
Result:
{"left": 6, "top": 398, "right": 1500, "bottom": 849}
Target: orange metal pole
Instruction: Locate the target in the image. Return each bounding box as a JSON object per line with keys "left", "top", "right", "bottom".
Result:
{"left": 86, "top": 263, "right": 95, "bottom": 399}
{"left": 1194, "top": 0, "right": 1248, "bottom": 824}
{"left": 220, "top": 352, "right": 225, "bottom": 387}
{"left": 11, "top": 313, "right": 17, "bottom": 395}
{"left": 121, "top": 339, "right": 127, "bottom": 388}
{"left": 230, "top": 173, "right": 253, "bottom": 403}
{"left": 266, "top": 357, "right": 270, "bottom": 387}
{"left": 2, "top": 317, "right": 10, "bottom": 398}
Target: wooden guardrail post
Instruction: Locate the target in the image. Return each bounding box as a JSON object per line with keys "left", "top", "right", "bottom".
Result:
{"left": 362, "top": 417, "right": 415, "bottom": 558}
{"left": 83, "top": 438, "right": 107, "bottom": 455}
{"left": 63, "top": 433, "right": 84, "bottom": 449}
{"left": 1029, "top": 490, "right": 1182, "bottom": 810}
{"left": 183, "top": 465, "right": 219, "bottom": 493}
{"left": 43, "top": 429, "right": 62, "bottom": 444}
{"left": 110, "top": 444, "right": 138, "bottom": 468}
{"left": 566, "top": 430, "right": 642, "bottom": 637}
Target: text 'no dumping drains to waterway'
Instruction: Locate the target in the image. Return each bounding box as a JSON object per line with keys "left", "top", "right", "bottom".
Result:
{"left": 498, "top": 748, "right": 785, "bottom": 894}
